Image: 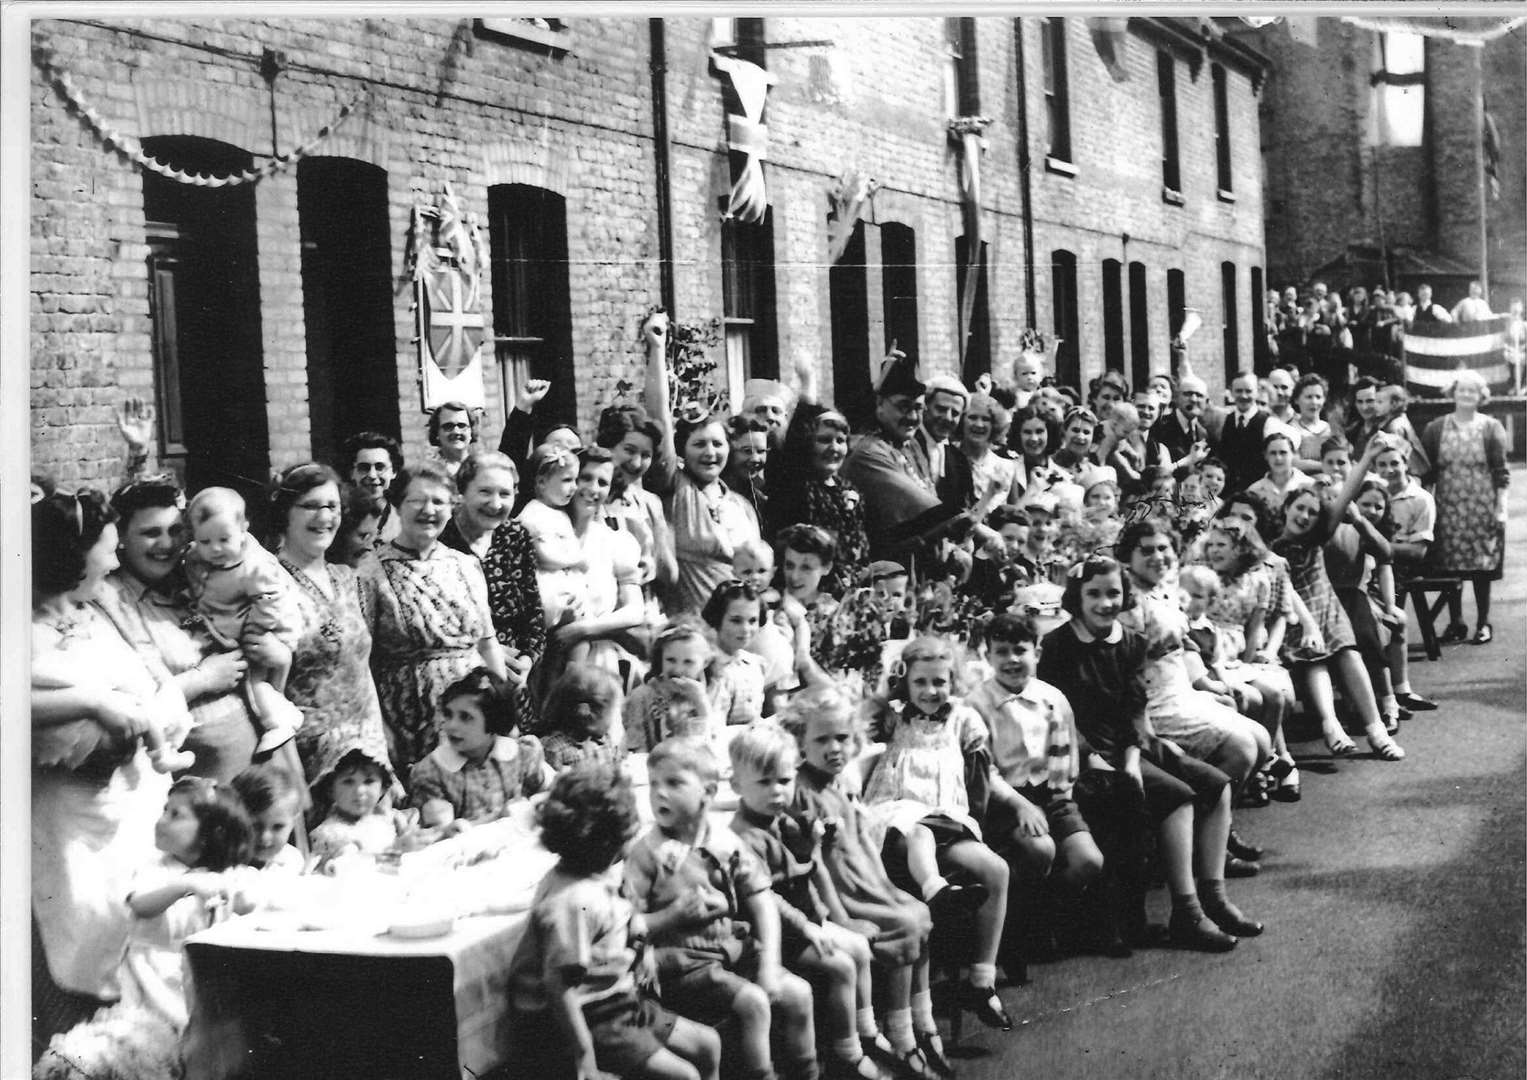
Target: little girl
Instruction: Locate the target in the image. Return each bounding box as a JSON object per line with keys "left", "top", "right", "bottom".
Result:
{"left": 700, "top": 579, "right": 767, "bottom": 725}
{"left": 409, "top": 668, "right": 553, "bottom": 825}
{"left": 862, "top": 637, "right": 1013, "bottom": 1032}
{"left": 182, "top": 486, "right": 302, "bottom": 754}
{"left": 781, "top": 689, "right": 943, "bottom": 1080}
{"left": 230, "top": 762, "right": 305, "bottom": 874}
{"left": 119, "top": 777, "right": 253, "bottom": 1028}
{"left": 310, "top": 748, "right": 433, "bottom": 865}
{"left": 516, "top": 444, "right": 588, "bottom": 631}
{"left": 621, "top": 619, "right": 733, "bottom": 754}
{"left": 508, "top": 762, "right": 721, "bottom": 1080}
{"left": 538, "top": 662, "right": 626, "bottom": 771}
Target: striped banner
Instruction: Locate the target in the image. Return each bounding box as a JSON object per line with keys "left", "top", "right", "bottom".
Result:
{"left": 1403, "top": 316, "right": 1513, "bottom": 396}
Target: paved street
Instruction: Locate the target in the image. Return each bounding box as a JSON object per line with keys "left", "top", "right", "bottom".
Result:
{"left": 956, "top": 466, "right": 1527, "bottom": 1080}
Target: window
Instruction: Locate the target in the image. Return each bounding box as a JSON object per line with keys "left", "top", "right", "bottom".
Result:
{"left": 880, "top": 222, "right": 920, "bottom": 377}
{"left": 488, "top": 184, "right": 576, "bottom": 427}
{"left": 1102, "top": 258, "right": 1125, "bottom": 374}
{"left": 1212, "top": 64, "right": 1233, "bottom": 196}
{"left": 946, "top": 18, "right": 980, "bottom": 117}
{"left": 1166, "top": 268, "right": 1186, "bottom": 377}
{"left": 722, "top": 211, "right": 780, "bottom": 398}
{"left": 474, "top": 18, "right": 570, "bottom": 55}
{"left": 1040, "top": 19, "right": 1072, "bottom": 166}
{"left": 1158, "top": 51, "right": 1182, "bottom": 199}
{"left": 956, "top": 234, "right": 992, "bottom": 383}
{"left": 712, "top": 17, "right": 765, "bottom": 66}
{"left": 1051, "top": 250, "right": 1080, "bottom": 389}
{"left": 1250, "top": 265, "right": 1269, "bottom": 374}
{"left": 1221, "top": 261, "right": 1239, "bottom": 383}
{"left": 1129, "top": 261, "right": 1150, "bottom": 389}
{"left": 1370, "top": 32, "right": 1426, "bottom": 147}
{"left": 142, "top": 135, "right": 268, "bottom": 504}
{"left": 830, "top": 221, "right": 872, "bottom": 429}
{"left": 298, "top": 158, "right": 399, "bottom": 464}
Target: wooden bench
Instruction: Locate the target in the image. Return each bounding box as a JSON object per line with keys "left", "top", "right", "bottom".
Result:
{"left": 1404, "top": 576, "right": 1464, "bottom": 660}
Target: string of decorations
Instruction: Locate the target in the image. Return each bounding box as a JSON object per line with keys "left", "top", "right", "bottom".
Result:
{"left": 33, "top": 42, "right": 365, "bottom": 188}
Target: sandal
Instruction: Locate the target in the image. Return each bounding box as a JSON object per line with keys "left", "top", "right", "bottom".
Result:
{"left": 1367, "top": 732, "right": 1406, "bottom": 761}
{"left": 1474, "top": 623, "right": 1493, "bottom": 645}
{"left": 1272, "top": 766, "right": 1301, "bottom": 802}
{"left": 1382, "top": 711, "right": 1401, "bottom": 736}
{"left": 1323, "top": 725, "right": 1357, "bottom": 757}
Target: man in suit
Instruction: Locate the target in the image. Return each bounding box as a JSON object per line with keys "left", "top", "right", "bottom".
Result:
{"left": 908, "top": 374, "right": 978, "bottom": 511}
{"left": 1147, "top": 372, "right": 1213, "bottom": 481}
{"left": 1217, "top": 369, "right": 1268, "bottom": 493}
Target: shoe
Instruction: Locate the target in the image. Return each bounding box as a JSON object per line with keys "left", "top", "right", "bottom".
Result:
{"left": 1236, "top": 772, "right": 1270, "bottom": 809}
{"left": 957, "top": 981, "right": 1013, "bottom": 1031}
{"left": 914, "top": 1031, "right": 954, "bottom": 1079}
{"left": 1167, "top": 911, "right": 1238, "bottom": 952}
{"left": 1440, "top": 622, "right": 1470, "bottom": 644}
{"left": 254, "top": 723, "right": 297, "bottom": 755}
{"left": 1226, "top": 830, "right": 1264, "bottom": 863}
{"left": 1201, "top": 895, "right": 1264, "bottom": 938}
{"left": 1395, "top": 692, "right": 1438, "bottom": 712}
{"left": 1367, "top": 731, "right": 1406, "bottom": 761}
{"left": 1271, "top": 767, "right": 1302, "bottom": 803}
{"left": 1382, "top": 711, "right": 1401, "bottom": 737}
{"left": 1474, "top": 623, "right": 1493, "bottom": 645}
{"left": 1225, "top": 855, "right": 1260, "bottom": 879}
{"left": 828, "top": 1054, "right": 889, "bottom": 1080}
{"left": 890, "top": 1047, "right": 937, "bottom": 1080}
{"left": 861, "top": 1033, "right": 899, "bottom": 1071}
{"left": 1323, "top": 725, "right": 1357, "bottom": 757}
{"left": 1268, "top": 752, "right": 1296, "bottom": 781}
{"left": 1398, "top": 708, "right": 1413, "bottom": 724}
{"left": 927, "top": 882, "right": 988, "bottom": 925}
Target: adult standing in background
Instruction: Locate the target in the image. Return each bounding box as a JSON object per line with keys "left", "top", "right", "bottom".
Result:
{"left": 342, "top": 430, "right": 404, "bottom": 548}
{"left": 1147, "top": 373, "right": 1212, "bottom": 481}
{"left": 423, "top": 400, "right": 480, "bottom": 478}
{"left": 1450, "top": 280, "right": 1493, "bottom": 323}
{"left": 1218, "top": 371, "right": 1270, "bottom": 493}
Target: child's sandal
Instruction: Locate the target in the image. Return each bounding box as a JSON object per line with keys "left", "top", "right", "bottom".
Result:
{"left": 1367, "top": 732, "right": 1406, "bottom": 761}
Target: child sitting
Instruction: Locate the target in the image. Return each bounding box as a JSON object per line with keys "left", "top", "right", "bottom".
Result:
{"left": 624, "top": 738, "right": 819, "bottom": 1080}
{"left": 1019, "top": 493, "right": 1063, "bottom": 584}
{"left": 1176, "top": 472, "right": 1214, "bottom": 546}
{"left": 516, "top": 444, "right": 589, "bottom": 632}
{"left": 409, "top": 668, "right": 552, "bottom": 826}
{"left": 623, "top": 619, "right": 732, "bottom": 754}
{"left": 963, "top": 505, "right": 1034, "bottom": 611}
{"left": 310, "top": 748, "right": 434, "bottom": 866}
{"left": 539, "top": 662, "right": 626, "bottom": 771}
{"left": 729, "top": 723, "right": 887, "bottom": 1080}
{"left": 780, "top": 689, "right": 943, "bottom": 1080}
{"left": 862, "top": 637, "right": 1013, "bottom": 1031}
{"left": 734, "top": 539, "right": 811, "bottom": 709}
{"left": 120, "top": 777, "right": 253, "bottom": 1028}
{"left": 230, "top": 762, "right": 306, "bottom": 875}
{"left": 508, "top": 763, "right": 721, "bottom": 1080}
{"left": 1102, "top": 401, "right": 1148, "bottom": 496}
{"left": 702, "top": 580, "right": 769, "bottom": 725}
{"left": 182, "top": 486, "right": 302, "bottom": 754}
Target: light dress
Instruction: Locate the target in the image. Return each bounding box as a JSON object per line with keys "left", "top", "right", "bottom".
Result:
{"left": 862, "top": 700, "right": 989, "bottom": 841}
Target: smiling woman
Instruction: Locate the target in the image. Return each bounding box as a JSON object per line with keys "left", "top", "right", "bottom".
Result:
{"left": 665, "top": 412, "right": 760, "bottom": 615}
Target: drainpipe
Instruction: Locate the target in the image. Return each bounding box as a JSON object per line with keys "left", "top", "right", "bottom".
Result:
{"left": 650, "top": 19, "right": 677, "bottom": 318}
{"left": 1014, "top": 19, "right": 1037, "bottom": 327}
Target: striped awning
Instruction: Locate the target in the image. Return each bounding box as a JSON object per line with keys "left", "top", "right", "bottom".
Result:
{"left": 1403, "top": 316, "right": 1512, "bottom": 395}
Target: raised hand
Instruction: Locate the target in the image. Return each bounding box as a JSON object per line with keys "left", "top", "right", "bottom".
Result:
{"left": 115, "top": 396, "right": 155, "bottom": 454}
{"left": 521, "top": 379, "right": 552, "bottom": 410}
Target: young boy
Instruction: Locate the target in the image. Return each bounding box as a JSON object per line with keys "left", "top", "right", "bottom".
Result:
{"left": 624, "top": 739, "right": 819, "bottom": 1080}
{"left": 1373, "top": 435, "right": 1435, "bottom": 577}
{"left": 729, "top": 724, "right": 886, "bottom": 1080}
{"left": 1194, "top": 457, "right": 1226, "bottom": 516}
{"left": 963, "top": 505, "right": 1034, "bottom": 611}
{"left": 1019, "top": 493, "right": 1061, "bottom": 583}
{"left": 965, "top": 614, "right": 1110, "bottom": 957}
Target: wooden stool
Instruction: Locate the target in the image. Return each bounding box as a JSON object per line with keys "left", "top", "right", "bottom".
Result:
{"left": 1404, "top": 577, "right": 1464, "bottom": 661}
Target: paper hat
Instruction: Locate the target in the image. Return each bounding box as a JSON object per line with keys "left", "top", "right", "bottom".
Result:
{"left": 1022, "top": 490, "right": 1061, "bottom": 516}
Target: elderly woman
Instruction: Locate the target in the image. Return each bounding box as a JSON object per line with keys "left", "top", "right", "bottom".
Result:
{"left": 1422, "top": 370, "right": 1511, "bottom": 644}
{"left": 439, "top": 451, "right": 546, "bottom": 727}
{"left": 360, "top": 461, "right": 508, "bottom": 774}
{"left": 269, "top": 463, "right": 393, "bottom": 793}
{"left": 31, "top": 489, "right": 189, "bottom": 1043}
{"left": 959, "top": 390, "right": 1020, "bottom": 519}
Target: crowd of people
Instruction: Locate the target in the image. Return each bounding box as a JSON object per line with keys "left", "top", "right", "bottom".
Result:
{"left": 31, "top": 301, "right": 1512, "bottom": 1078}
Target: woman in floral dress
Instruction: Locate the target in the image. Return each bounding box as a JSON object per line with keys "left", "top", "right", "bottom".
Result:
{"left": 1421, "top": 370, "right": 1511, "bottom": 644}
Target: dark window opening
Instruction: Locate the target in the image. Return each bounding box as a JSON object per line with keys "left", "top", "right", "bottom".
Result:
{"left": 142, "top": 135, "right": 267, "bottom": 507}
{"left": 489, "top": 184, "right": 576, "bottom": 430}
{"left": 1221, "top": 261, "right": 1239, "bottom": 384}
{"left": 830, "top": 221, "right": 871, "bottom": 430}
{"left": 881, "top": 223, "right": 920, "bottom": 367}
{"left": 1166, "top": 268, "right": 1186, "bottom": 378}
{"left": 298, "top": 158, "right": 398, "bottom": 467}
{"left": 1129, "top": 261, "right": 1150, "bottom": 390}
{"left": 949, "top": 18, "right": 981, "bottom": 115}
{"left": 1102, "top": 258, "right": 1125, "bottom": 374}
{"left": 1040, "top": 19, "right": 1072, "bottom": 163}
{"left": 1212, "top": 64, "right": 1233, "bottom": 193}
{"left": 1158, "top": 51, "right": 1182, "bottom": 195}
{"left": 956, "top": 234, "right": 992, "bottom": 384}
{"left": 722, "top": 211, "right": 780, "bottom": 388}
{"left": 1250, "top": 265, "right": 1269, "bottom": 375}
{"left": 1051, "top": 250, "right": 1080, "bottom": 390}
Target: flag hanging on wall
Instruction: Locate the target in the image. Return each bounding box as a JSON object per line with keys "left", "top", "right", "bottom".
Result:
{"left": 1403, "top": 316, "right": 1512, "bottom": 396}
{"left": 409, "top": 186, "right": 488, "bottom": 410}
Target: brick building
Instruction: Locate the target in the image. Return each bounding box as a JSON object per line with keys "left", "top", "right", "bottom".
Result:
{"left": 1244, "top": 16, "right": 1526, "bottom": 308}
{"left": 29, "top": 15, "right": 1268, "bottom": 493}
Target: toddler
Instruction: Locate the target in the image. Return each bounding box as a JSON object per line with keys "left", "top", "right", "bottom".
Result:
{"left": 538, "top": 662, "right": 627, "bottom": 771}
{"left": 702, "top": 579, "right": 768, "bottom": 725}
{"left": 780, "top": 690, "right": 943, "bottom": 1080}
{"left": 182, "top": 486, "right": 302, "bottom": 754}
{"left": 230, "top": 762, "right": 306, "bottom": 874}
{"left": 1103, "top": 402, "right": 1147, "bottom": 494}
{"left": 309, "top": 748, "right": 434, "bottom": 867}
{"left": 624, "top": 738, "right": 819, "bottom": 1080}
{"left": 120, "top": 777, "right": 253, "bottom": 1028}
{"left": 1195, "top": 457, "right": 1227, "bottom": 516}
{"left": 734, "top": 539, "right": 809, "bottom": 707}
{"left": 508, "top": 763, "right": 721, "bottom": 1080}
{"left": 409, "top": 668, "right": 552, "bottom": 826}
{"left": 862, "top": 638, "right": 1012, "bottom": 1031}
{"left": 729, "top": 723, "right": 887, "bottom": 1080}
{"left": 516, "top": 444, "right": 588, "bottom": 630}
{"left": 623, "top": 619, "right": 732, "bottom": 754}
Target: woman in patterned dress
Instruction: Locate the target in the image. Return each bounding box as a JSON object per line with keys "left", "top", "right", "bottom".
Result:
{"left": 359, "top": 462, "right": 508, "bottom": 776}
{"left": 665, "top": 411, "right": 761, "bottom": 615}
{"left": 269, "top": 464, "right": 394, "bottom": 797}
{"left": 438, "top": 452, "right": 546, "bottom": 729}
{"left": 1421, "top": 370, "right": 1511, "bottom": 644}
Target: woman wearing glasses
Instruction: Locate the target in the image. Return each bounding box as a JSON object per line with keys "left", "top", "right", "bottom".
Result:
{"left": 423, "top": 400, "right": 480, "bottom": 479}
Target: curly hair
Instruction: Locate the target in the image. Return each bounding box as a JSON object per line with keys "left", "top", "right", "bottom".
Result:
{"left": 701, "top": 578, "right": 766, "bottom": 631}
{"left": 268, "top": 463, "right": 343, "bottom": 536}
{"left": 776, "top": 685, "right": 866, "bottom": 750}
{"left": 595, "top": 403, "right": 663, "bottom": 453}
{"left": 33, "top": 488, "right": 116, "bottom": 597}
{"left": 427, "top": 401, "right": 480, "bottom": 447}
{"left": 168, "top": 776, "right": 254, "bottom": 872}
{"left": 776, "top": 523, "right": 837, "bottom": 565}
{"left": 342, "top": 430, "right": 404, "bottom": 475}
{"left": 110, "top": 473, "right": 184, "bottom": 529}
{"left": 1010, "top": 405, "right": 1060, "bottom": 458}
{"left": 441, "top": 667, "right": 516, "bottom": 737}
{"left": 454, "top": 451, "right": 519, "bottom": 495}
{"left": 646, "top": 616, "right": 714, "bottom": 678}
{"left": 538, "top": 762, "right": 641, "bottom": 874}
{"left": 983, "top": 611, "right": 1041, "bottom": 650}
{"left": 1116, "top": 515, "right": 1181, "bottom": 565}
{"left": 673, "top": 412, "right": 727, "bottom": 465}
{"left": 1216, "top": 488, "right": 1274, "bottom": 542}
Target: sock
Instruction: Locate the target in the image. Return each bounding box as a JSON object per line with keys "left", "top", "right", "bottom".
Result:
{"left": 1394, "top": 680, "right": 1413, "bottom": 696}
{"left": 910, "top": 990, "right": 935, "bottom": 1033}
{"left": 885, "top": 1008, "right": 914, "bottom": 1053}
{"left": 919, "top": 875, "right": 951, "bottom": 902}
{"left": 1381, "top": 693, "right": 1399, "bottom": 714}
{"left": 833, "top": 1037, "right": 864, "bottom": 1063}
{"left": 969, "top": 962, "right": 997, "bottom": 989}
{"left": 1169, "top": 889, "right": 1206, "bottom": 925}
{"left": 856, "top": 1007, "right": 881, "bottom": 1039}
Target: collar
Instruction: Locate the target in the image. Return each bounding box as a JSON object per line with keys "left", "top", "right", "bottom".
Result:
{"left": 736, "top": 803, "right": 780, "bottom": 831}
{"left": 975, "top": 676, "right": 1043, "bottom": 710}
{"left": 1175, "top": 410, "right": 1199, "bottom": 434}
{"left": 1388, "top": 476, "right": 1424, "bottom": 499}
{"left": 428, "top": 734, "right": 522, "bottom": 773}
{"left": 1069, "top": 616, "right": 1124, "bottom": 645}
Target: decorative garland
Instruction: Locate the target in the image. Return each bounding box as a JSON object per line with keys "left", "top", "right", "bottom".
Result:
{"left": 34, "top": 43, "right": 364, "bottom": 188}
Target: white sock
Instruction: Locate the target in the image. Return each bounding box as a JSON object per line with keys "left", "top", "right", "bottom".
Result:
{"left": 969, "top": 962, "right": 997, "bottom": 989}
{"left": 856, "top": 1007, "right": 881, "bottom": 1039}
{"left": 1381, "top": 693, "right": 1399, "bottom": 714}
{"left": 919, "top": 875, "right": 950, "bottom": 902}
{"left": 833, "top": 1037, "right": 863, "bottom": 1063}
{"left": 910, "top": 989, "right": 936, "bottom": 1033}
{"left": 885, "top": 1008, "right": 914, "bottom": 1053}
{"left": 1394, "top": 681, "right": 1413, "bottom": 696}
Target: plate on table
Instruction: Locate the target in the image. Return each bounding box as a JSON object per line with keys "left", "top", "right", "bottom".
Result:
{"left": 386, "top": 912, "right": 457, "bottom": 940}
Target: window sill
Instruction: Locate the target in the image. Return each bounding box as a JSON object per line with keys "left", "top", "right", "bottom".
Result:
{"left": 1217, "top": 188, "right": 1236, "bottom": 203}
{"left": 1162, "top": 187, "right": 1185, "bottom": 206}
{"left": 1045, "top": 156, "right": 1078, "bottom": 178}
